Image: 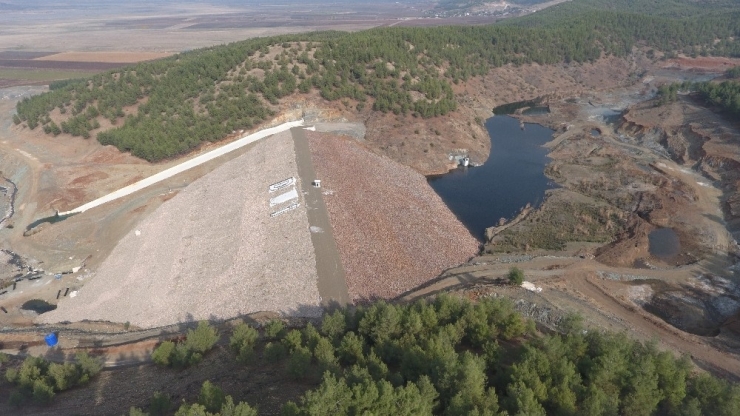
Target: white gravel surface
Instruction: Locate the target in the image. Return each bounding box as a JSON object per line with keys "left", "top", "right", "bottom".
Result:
{"left": 39, "top": 131, "right": 322, "bottom": 328}
{"left": 308, "top": 132, "right": 480, "bottom": 301}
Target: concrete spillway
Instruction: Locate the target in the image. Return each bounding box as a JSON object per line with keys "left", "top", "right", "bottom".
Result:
{"left": 58, "top": 119, "right": 305, "bottom": 216}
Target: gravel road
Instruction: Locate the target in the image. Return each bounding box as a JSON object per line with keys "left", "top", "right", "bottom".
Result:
{"left": 39, "top": 131, "right": 322, "bottom": 328}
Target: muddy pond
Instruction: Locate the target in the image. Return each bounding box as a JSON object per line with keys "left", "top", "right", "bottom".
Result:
{"left": 648, "top": 228, "right": 681, "bottom": 259}
{"left": 429, "top": 115, "right": 556, "bottom": 240}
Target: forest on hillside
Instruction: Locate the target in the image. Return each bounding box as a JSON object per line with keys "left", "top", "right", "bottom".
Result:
{"left": 656, "top": 67, "right": 740, "bottom": 116}
{"left": 12, "top": 0, "right": 740, "bottom": 162}
{"left": 4, "top": 296, "right": 740, "bottom": 415}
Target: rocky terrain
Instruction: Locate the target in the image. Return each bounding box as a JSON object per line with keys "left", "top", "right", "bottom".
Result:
{"left": 38, "top": 131, "right": 323, "bottom": 328}
{"left": 3, "top": 51, "right": 740, "bottom": 384}
{"left": 307, "top": 131, "right": 479, "bottom": 301}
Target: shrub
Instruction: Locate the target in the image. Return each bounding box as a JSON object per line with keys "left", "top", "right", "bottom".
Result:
{"left": 31, "top": 379, "right": 55, "bottom": 404}
{"left": 128, "top": 407, "right": 149, "bottom": 416}
{"left": 314, "top": 337, "right": 339, "bottom": 375}
{"left": 321, "top": 310, "right": 347, "bottom": 341}
{"left": 186, "top": 321, "right": 219, "bottom": 354}
{"left": 151, "top": 341, "right": 176, "bottom": 367}
{"left": 4, "top": 353, "right": 102, "bottom": 406}
{"left": 558, "top": 312, "right": 584, "bottom": 334}
{"left": 151, "top": 322, "right": 219, "bottom": 369}
{"left": 288, "top": 346, "right": 312, "bottom": 379}
{"left": 220, "top": 396, "right": 258, "bottom": 416}
{"left": 282, "top": 329, "right": 304, "bottom": 353}
{"left": 75, "top": 352, "right": 102, "bottom": 382}
{"left": 230, "top": 322, "right": 260, "bottom": 364}
{"left": 508, "top": 267, "right": 524, "bottom": 286}
{"left": 174, "top": 393, "right": 257, "bottom": 416}
{"left": 150, "top": 391, "right": 171, "bottom": 416}
{"left": 264, "top": 319, "right": 286, "bottom": 339}
{"left": 48, "top": 362, "right": 79, "bottom": 391}
{"left": 198, "top": 381, "right": 226, "bottom": 413}
{"left": 264, "top": 342, "right": 287, "bottom": 363}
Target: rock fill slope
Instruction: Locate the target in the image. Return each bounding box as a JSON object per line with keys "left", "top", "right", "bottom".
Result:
{"left": 308, "top": 132, "right": 479, "bottom": 301}
{"left": 39, "top": 131, "right": 322, "bottom": 328}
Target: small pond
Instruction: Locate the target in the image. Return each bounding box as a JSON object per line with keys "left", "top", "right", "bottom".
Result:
{"left": 648, "top": 228, "right": 681, "bottom": 259}
{"left": 26, "top": 213, "right": 74, "bottom": 232}
{"left": 21, "top": 299, "right": 57, "bottom": 314}
{"left": 428, "top": 115, "right": 556, "bottom": 240}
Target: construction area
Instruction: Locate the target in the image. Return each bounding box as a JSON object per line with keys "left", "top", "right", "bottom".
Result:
{"left": 2, "top": 53, "right": 740, "bottom": 391}
{"left": 0, "top": 105, "right": 477, "bottom": 332}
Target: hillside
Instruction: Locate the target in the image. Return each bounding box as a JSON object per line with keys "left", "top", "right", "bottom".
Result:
{"left": 4, "top": 297, "right": 740, "bottom": 414}
{"left": 13, "top": 0, "right": 740, "bottom": 163}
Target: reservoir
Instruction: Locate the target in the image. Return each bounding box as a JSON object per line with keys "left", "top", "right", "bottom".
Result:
{"left": 429, "top": 115, "right": 556, "bottom": 241}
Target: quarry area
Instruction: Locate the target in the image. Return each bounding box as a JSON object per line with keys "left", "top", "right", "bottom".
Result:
{"left": 1, "top": 46, "right": 740, "bottom": 386}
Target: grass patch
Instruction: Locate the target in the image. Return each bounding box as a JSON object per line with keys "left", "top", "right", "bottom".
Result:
{"left": 487, "top": 200, "right": 625, "bottom": 252}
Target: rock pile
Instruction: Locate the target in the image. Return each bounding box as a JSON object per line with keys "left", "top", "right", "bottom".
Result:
{"left": 307, "top": 132, "right": 479, "bottom": 300}
{"left": 39, "top": 131, "right": 322, "bottom": 328}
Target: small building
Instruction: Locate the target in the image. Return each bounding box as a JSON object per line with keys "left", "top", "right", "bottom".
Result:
{"left": 312, "top": 179, "right": 321, "bottom": 188}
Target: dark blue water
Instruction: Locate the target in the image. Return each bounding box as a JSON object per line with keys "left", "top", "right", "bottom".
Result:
{"left": 429, "top": 116, "right": 555, "bottom": 240}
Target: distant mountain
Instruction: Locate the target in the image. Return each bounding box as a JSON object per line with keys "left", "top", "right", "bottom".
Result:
{"left": 0, "top": 2, "right": 26, "bottom": 10}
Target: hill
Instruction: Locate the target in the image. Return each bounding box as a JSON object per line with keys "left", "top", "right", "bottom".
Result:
{"left": 13, "top": 0, "right": 740, "bottom": 162}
